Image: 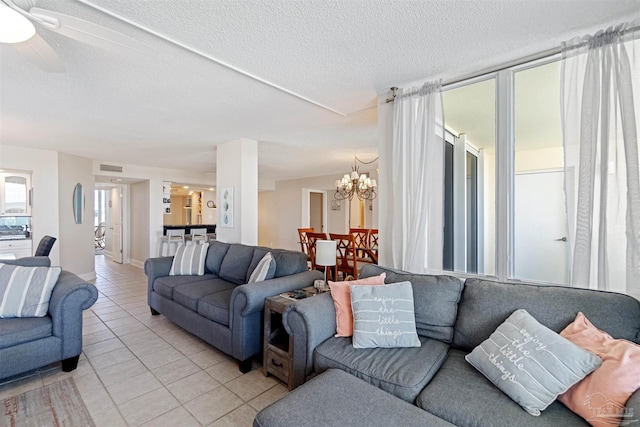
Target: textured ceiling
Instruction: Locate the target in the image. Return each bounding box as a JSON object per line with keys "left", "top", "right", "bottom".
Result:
{"left": 1, "top": 0, "right": 638, "bottom": 185}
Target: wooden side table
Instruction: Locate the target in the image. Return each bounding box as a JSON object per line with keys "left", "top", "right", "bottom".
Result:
{"left": 263, "top": 289, "right": 324, "bottom": 390}
{"left": 263, "top": 294, "right": 297, "bottom": 390}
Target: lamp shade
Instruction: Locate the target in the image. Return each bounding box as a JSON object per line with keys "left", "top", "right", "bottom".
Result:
{"left": 315, "top": 240, "right": 336, "bottom": 266}
{"left": 0, "top": 4, "right": 35, "bottom": 43}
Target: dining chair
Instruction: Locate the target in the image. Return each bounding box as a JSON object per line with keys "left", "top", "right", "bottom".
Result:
{"left": 330, "top": 233, "right": 358, "bottom": 280}
{"left": 349, "top": 228, "right": 374, "bottom": 264}
{"left": 368, "top": 228, "right": 379, "bottom": 264}
{"left": 190, "top": 228, "right": 208, "bottom": 243}
{"left": 297, "top": 227, "right": 314, "bottom": 263}
{"left": 94, "top": 222, "right": 106, "bottom": 249}
{"left": 35, "top": 235, "right": 57, "bottom": 257}
{"left": 306, "top": 231, "right": 327, "bottom": 271}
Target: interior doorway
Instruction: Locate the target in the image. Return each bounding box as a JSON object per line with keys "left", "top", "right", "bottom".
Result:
{"left": 302, "top": 189, "right": 328, "bottom": 233}
{"left": 310, "top": 193, "right": 323, "bottom": 232}
{"left": 111, "top": 186, "right": 124, "bottom": 264}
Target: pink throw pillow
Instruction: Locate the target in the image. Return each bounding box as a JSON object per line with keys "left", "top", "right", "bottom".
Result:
{"left": 558, "top": 312, "right": 640, "bottom": 427}
{"left": 328, "top": 273, "right": 386, "bottom": 337}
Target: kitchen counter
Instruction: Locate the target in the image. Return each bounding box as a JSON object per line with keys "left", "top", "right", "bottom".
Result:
{"left": 163, "top": 224, "right": 216, "bottom": 235}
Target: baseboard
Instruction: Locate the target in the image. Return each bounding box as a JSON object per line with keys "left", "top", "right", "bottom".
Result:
{"left": 131, "top": 259, "right": 145, "bottom": 269}
{"left": 79, "top": 271, "right": 97, "bottom": 281}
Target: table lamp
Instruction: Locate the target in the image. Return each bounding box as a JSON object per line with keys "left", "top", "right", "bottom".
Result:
{"left": 315, "top": 240, "right": 337, "bottom": 290}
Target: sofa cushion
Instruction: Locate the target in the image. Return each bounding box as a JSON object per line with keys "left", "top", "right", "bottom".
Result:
{"left": 453, "top": 278, "right": 640, "bottom": 352}
{"left": 0, "top": 265, "right": 62, "bottom": 318}
{"left": 271, "top": 249, "right": 308, "bottom": 278}
{"left": 351, "top": 281, "right": 421, "bottom": 349}
{"left": 0, "top": 317, "right": 52, "bottom": 349}
{"left": 418, "top": 349, "right": 590, "bottom": 427}
{"left": 465, "top": 309, "right": 601, "bottom": 416}
{"left": 219, "top": 245, "right": 255, "bottom": 285}
{"left": 153, "top": 274, "right": 218, "bottom": 300}
{"left": 204, "top": 240, "right": 230, "bottom": 275}
{"left": 314, "top": 335, "right": 449, "bottom": 403}
{"left": 198, "top": 289, "right": 234, "bottom": 326}
{"left": 359, "top": 264, "right": 464, "bottom": 343}
{"left": 254, "top": 369, "right": 457, "bottom": 427}
{"left": 173, "top": 279, "right": 236, "bottom": 311}
{"left": 169, "top": 243, "right": 209, "bottom": 276}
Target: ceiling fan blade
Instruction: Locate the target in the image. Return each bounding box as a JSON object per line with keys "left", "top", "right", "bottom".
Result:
{"left": 29, "top": 7, "right": 154, "bottom": 56}
{"left": 12, "top": 33, "right": 66, "bottom": 73}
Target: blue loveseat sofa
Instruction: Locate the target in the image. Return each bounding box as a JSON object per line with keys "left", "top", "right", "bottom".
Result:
{"left": 0, "top": 257, "right": 98, "bottom": 380}
{"left": 145, "top": 241, "right": 322, "bottom": 372}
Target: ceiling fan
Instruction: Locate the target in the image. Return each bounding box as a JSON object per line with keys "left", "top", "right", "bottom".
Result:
{"left": 0, "top": 0, "right": 154, "bottom": 72}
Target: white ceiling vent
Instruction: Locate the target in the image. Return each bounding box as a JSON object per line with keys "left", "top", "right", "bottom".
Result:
{"left": 99, "top": 164, "right": 123, "bottom": 173}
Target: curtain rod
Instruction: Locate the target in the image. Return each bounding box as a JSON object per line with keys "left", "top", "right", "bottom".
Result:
{"left": 387, "top": 21, "right": 640, "bottom": 102}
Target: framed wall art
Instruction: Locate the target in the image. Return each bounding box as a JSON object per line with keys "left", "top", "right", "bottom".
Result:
{"left": 219, "top": 187, "right": 234, "bottom": 228}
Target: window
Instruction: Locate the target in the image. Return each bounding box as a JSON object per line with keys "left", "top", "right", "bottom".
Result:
{"left": 442, "top": 57, "right": 566, "bottom": 284}
{"left": 443, "top": 77, "right": 496, "bottom": 276}
{"left": 512, "top": 60, "right": 567, "bottom": 285}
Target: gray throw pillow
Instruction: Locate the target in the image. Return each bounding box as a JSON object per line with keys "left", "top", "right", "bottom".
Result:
{"left": 465, "top": 309, "right": 602, "bottom": 416}
{"left": 248, "top": 252, "right": 276, "bottom": 283}
{"left": 350, "top": 281, "right": 421, "bottom": 349}
{"left": 0, "top": 264, "right": 62, "bottom": 317}
{"left": 170, "top": 243, "right": 209, "bottom": 276}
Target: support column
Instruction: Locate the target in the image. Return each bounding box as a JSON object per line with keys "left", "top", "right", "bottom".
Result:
{"left": 216, "top": 138, "right": 258, "bottom": 245}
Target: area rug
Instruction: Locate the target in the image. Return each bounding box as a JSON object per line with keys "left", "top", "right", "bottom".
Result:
{"left": 1, "top": 378, "right": 95, "bottom": 427}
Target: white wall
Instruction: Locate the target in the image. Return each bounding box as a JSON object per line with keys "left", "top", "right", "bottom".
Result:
{"left": 0, "top": 145, "right": 61, "bottom": 265}
{"left": 515, "top": 147, "right": 563, "bottom": 172}
{"left": 258, "top": 190, "right": 279, "bottom": 248}
{"left": 58, "top": 153, "right": 95, "bottom": 279}
{"left": 216, "top": 139, "right": 258, "bottom": 245}
{"left": 130, "top": 181, "right": 150, "bottom": 267}
{"left": 201, "top": 190, "right": 217, "bottom": 224}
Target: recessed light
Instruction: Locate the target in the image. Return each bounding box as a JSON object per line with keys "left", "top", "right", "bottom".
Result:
{"left": 183, "top": 186, "right": 189, "bottom": 189}
{"left": 209, "top": 188, "right": 214, "bottom": 191}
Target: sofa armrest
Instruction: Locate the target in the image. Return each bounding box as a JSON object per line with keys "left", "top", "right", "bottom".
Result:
{"left": 283, "top": 292, "right": 337, "bottom": 381}
{"left": 229, "top": 269, "right": 323, "bottom": 361}
{"left": 144, "top": 256, "right": 173, "bottom": 303}
{"left": 48, "top": 271, "right": 99, "bottom": 359}
{"left": 230, "top": 270, "right": 323, "bottom": 318}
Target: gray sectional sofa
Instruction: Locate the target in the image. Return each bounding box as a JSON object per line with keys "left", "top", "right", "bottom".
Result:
{"left": 255, "top": 264, "right": 640, "bottom": 426}
{"left": 144, "top": 241, "right": 322, "bottom": 372}
{"left": 0, "top": 256, "right": 98, "bottom": 380}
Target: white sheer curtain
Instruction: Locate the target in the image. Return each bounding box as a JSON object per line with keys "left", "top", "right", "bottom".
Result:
{"left": 387, "top": 82, "right": 444, "bottom": 273}
{"left": 561, "top": 21, "right": 640, "bottom": 298}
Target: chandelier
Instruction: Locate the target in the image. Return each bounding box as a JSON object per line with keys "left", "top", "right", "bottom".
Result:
{"left": 334, "top": 156, "right": 378, "bottom": 201}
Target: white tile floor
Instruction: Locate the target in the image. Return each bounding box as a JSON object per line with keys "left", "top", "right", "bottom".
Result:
{"left": 0, "top": 255, "right": 289, "bottom": 426}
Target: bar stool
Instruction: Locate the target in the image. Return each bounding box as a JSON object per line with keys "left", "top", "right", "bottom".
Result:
{"left": 190, "top": 228, "right": 208, "bottom": 243}
{"left": 160, "top": 229, "right": 185, "bottom": 256}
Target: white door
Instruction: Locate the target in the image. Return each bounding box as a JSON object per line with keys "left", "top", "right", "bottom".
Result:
{"left": 514, "top": 170, "right": 568, "bottom": 284}
{"left": 111, "top": 187, "right": 123, "bottom": 264}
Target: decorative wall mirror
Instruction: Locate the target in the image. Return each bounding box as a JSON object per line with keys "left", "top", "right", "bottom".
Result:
{"left": 73, "top": 183, "right": 83, "bottom": 224}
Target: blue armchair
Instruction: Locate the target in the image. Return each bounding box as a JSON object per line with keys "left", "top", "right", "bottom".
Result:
{"left": 0, "top": 257, "right": 98, "bottom": 380}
